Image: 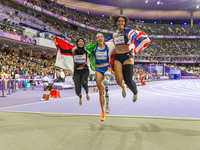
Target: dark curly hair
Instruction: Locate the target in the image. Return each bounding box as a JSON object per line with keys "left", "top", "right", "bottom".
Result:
{"left": 110, "top": 15, "right": 129, "bottom": 27}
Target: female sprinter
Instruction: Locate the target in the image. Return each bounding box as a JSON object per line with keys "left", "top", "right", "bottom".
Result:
{"left": 110, "top": 15, "right": 150, "bottom": 102}
{"left": 94, "top": 33, "right": 112, "bottom": 121}
{"left": 86, "top": 33, "right": 114, "bottom": 121}
{"left": 52, "top": 37, "right": 90, "bottom": 106}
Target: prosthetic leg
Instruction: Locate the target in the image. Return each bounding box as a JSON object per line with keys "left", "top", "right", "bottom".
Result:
{"left": 104, "top": 72, "right": 111, "bottom": 114}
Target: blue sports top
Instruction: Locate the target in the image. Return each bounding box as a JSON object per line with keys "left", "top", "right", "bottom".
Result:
{"left": 95, "top": 45, "right": 109, "bottom": 65}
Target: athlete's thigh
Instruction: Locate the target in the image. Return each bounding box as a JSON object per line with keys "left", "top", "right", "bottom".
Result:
{"left": 95, "top": 71, "right": 104, "bottom": 91}
{"left": 114, "top": 60, "right": 123, "bottom": 81}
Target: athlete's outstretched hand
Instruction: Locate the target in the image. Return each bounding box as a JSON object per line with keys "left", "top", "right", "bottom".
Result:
{"left": 52, "top": 36, "right": 58, "bottom": 45}
{"left": 71, "top": 46, "right": 77, "bottom": 54}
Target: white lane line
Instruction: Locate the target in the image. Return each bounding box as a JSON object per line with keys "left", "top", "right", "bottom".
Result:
{"left": 196, "top": 80, "right": 200, "bottom": 88}
{"left": 2, "top": 111, "right": 200, "bottom": 120}
{"left": 174, "top": 80, "right": 200, "bottom": 93}
{"left": 186, "top": 80, "right": 193, "bottom": 88}
{"left": 150, "top": 81, "right": 200, "bottom": 95}
{"left": 149, "top": 82, "right": 200, "bottom": 97}
{"left": 139, "top": 87, "right": 200, "bottom": 101}
{"left": 0, "top": 88, "right": 123, "bottom": 110}
{"left": 174, "top": 80, "right": 200, "bottom": 92}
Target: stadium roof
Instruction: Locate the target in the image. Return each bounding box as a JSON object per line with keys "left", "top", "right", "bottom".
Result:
{"left": 57, "top": 0, "right": 200, "bottom": 19}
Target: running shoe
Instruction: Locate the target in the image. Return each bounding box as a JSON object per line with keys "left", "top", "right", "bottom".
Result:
{"left": 122, "top": 86, "right": 126, "bottom": 98}
{"left": 101, "top": 112, "right": 106, "bottom": 121}
{"left": 133, "top": 93, "right": 138, "bottom": 102}
{"left": 79, "top": 95, "right": 83, "bottom": 106}
{"left": 86, "top": 93, "right": 90, "bottom": 101}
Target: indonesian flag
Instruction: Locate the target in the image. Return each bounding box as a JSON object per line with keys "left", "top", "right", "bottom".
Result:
{"left": 54, "top": 37, "right": 95, "bottom": 74}
{"left": 55, "top": 36, "right": 75, "bottom": 72}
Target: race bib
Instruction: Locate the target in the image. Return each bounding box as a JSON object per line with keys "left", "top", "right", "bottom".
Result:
{"left": 114, "top": 36, "right": 125, "bottom": 45}
{"left": 96, "top": 51, "right": 107, "bottom": 60}
{"left": 74, "top": 55, "right": 86, "bottom": 63}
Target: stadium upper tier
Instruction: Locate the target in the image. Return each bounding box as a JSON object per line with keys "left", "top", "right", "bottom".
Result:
{"left": 0, "top": 3, "right": 63, "bottom": 35}
{"left": 21, "top": 0, "right": 200, "bottom": 36}
{"left": 0, "top": 1, "right": 200, "bottom": 59}
{"left": 139, "top": 39, "right": 200, "bottom": 56}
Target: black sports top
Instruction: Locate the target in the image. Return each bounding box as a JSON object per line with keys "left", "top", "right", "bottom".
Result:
{"left": 113, "top": 29, "right": 129, "bottom": 46}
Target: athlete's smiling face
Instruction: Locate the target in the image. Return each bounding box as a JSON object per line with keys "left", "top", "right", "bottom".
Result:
{"left": 117, "top": 17, "right": 125, "bottom": 30}
{"left": 96, "top": 33, "right": 104, "bottom": 45}
{"left": 77, "top": 39, "right": 84, "bottom": 48}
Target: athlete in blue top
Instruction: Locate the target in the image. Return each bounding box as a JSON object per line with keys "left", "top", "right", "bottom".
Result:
{"left": 94, "top": 33, "right": 112, "bottom": 121}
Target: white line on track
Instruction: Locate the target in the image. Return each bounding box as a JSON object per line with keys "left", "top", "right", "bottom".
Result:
{"left": 150, "top": 80, "right": 200, "bottom": 96}
{"left": 0, "top": 88, "right": 123, "bottom": 110}
{"left": 174, "top": 80, "right": 200, "bottom": 91}
{"left": 196, "top": 80, "right": 200, "bottom": 88}
{"left": 186, "top": 80, "right": 193, "bottom": 88}
{"left": 2, "top": 110, "right": 200, "bottom": 120}
{"left": 139, "top": 87, "right": 200, "bottom": 101}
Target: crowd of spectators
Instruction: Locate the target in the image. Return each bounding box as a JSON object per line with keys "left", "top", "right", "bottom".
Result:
{"left": 139, "top": 39, "right": 200, "bottom": 56}
{"left": 0, "top": 48, "right": 73, "bottom": 82}
{"left": 26, "top": 0, "right": 200, "bottom": 36}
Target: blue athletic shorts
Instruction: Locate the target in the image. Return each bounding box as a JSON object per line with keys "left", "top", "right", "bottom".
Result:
{"left": 96, "top": 65, "right": 111, "bottom": 76}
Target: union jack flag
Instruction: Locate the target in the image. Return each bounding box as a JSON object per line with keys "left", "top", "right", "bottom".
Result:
{"left": 106, "top": 28, "right": 150, "bottom": 54}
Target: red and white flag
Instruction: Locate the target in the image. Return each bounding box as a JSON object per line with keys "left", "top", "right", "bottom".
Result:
{"left": 55, "top": 37, "right": 75, "bottom": 72}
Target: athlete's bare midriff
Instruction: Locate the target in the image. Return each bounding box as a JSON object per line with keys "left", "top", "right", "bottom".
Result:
{"left": 115, "top": 44, "right": 130, "bottom": 54}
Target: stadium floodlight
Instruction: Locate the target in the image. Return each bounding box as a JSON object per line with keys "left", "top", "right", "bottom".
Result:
{"left": 102, "top": 14, "right": 105, "bottom": 17}
{"left": 142, "top": 20, "right": 144, "bottom": 23}
{"left": 184, "top": 22, "right": 187, "bottom": 25}
{"left": 170, "top": 22, "right": 173, "bottom": 25}
{"left": 145, "top": 0, "right": 148, "bottom": 3}
{"left": 157, "top": 1, "right": 160, "bottom": 5}
{"left": 154, "top": 21, "right": 157, "bottom": 24}
{"left": 87, "top": 11, "right": 90, "bottom": 14}
{"left": 73, "top": 7, "right": 76, "bottom": 10}
{"left": 197, "top": 5, "right": 199, "bottom": 9}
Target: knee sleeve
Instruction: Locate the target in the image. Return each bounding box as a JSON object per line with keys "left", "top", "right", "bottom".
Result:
{"left": 104, "top": 71, "right": 111, "bottom": 88}
{"left": 123, "top": 65, "right": 138, "bottom": 95}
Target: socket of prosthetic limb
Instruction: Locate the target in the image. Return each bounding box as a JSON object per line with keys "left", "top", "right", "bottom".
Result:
{"left": 103, "top": 72, "right": 111, "bottom": 88}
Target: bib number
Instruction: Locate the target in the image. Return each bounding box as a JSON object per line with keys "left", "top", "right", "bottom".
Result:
{"left": 74, "top": 55, "right": 86, "bottom": 63}
{"left": 96, "top": 51, "right": 107, "bottom": 60}
{"left": 114, "top": 36, "right": 125, "bottom": 45}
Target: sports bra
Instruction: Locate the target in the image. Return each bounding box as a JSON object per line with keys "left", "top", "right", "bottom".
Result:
{"left": 113, "top": 29, "right": 129, "bottom": 46}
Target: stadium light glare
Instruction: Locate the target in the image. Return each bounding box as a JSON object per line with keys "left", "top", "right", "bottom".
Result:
{"left": 73, "top": 7, "right": 76, "bottom": 10}
{"left": 184, "top": 22, "right": 187, "bottom": 25}
{"left": 145, "top": 0, "right": 148, "bottom": 3}
{"left": 197, "top": 5, "right": 199, "bottom": 9}
{"left": 154, "top": 21, "right": 156, "bottom": 24}
{"left": 170, "top": 22, "right": 173, "bottom": 25}
{"left": 87, "top": 11, "right": 90, "bottom": 14}
{"left": 102, "top": 14, "right": 105, "bottom": 17}
{"left": 157, "top": 1, "right": 160, "bottom": 5}
{"left": 142, "top": 20, "right": 144, "bottom": 23}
